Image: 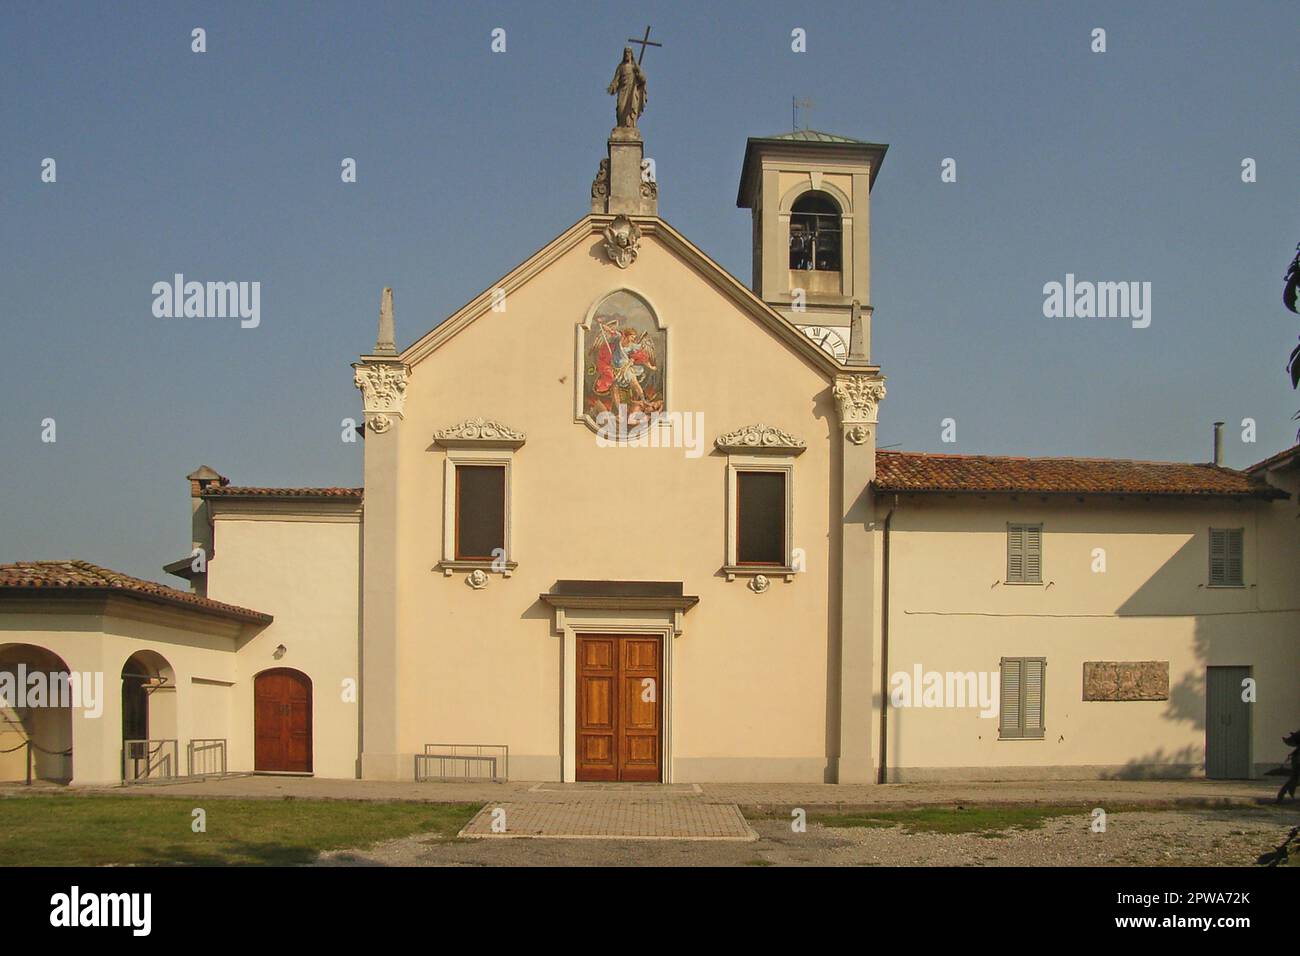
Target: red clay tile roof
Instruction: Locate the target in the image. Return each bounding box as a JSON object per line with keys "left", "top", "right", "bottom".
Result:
{"left": 203, "top": 486, "right": 363, "bottom": 499}
{"left": 1246, "top": 444, "right": 1300, "bottom": 474}
{"left": 0, "top": 560, "right": 273, "bottom": 624}
{"left": 874, "top": 451, "right": 1286, "bottom": 498}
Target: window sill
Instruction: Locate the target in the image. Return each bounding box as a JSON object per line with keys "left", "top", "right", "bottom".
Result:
{"left": 722, "top": 565, "right": 797, "bottom": 583}
{"left": 436, "top": 560, "right": 518, "bottom": 578}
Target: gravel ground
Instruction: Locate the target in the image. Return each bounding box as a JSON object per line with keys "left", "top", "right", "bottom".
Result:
{"left": 314, "top": 805, "right": 1300, "bottom": 867}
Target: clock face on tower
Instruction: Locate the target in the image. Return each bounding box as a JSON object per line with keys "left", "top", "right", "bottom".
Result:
{"left": 800, "top": 325, "right": 848, "bottom": 361}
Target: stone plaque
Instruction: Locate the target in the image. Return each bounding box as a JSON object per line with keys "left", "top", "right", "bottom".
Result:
{"left": 1082, "top": 661, "right": 1169, "bottom": 701}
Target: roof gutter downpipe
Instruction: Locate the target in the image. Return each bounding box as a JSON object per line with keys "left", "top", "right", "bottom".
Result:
{"left": 877, "top": 497, "right": 896, "bottom": 785}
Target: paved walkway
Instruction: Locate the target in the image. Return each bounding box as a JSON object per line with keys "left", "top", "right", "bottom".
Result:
{"left": 459, "top": 799, "right": 756, "bottom": 840}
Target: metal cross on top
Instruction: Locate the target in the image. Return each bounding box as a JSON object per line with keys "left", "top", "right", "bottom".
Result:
{"left": 626, "top": 25, "right": 662, "bottom": 64}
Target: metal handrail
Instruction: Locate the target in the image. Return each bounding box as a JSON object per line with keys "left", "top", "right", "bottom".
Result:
{"left": 122, "top": 738, "right": 179, "bottom": 783}
{"left": 186, "top": 738, "right": 228, "bottom": 777}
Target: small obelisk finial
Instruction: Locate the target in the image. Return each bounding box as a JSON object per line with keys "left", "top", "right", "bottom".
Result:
{"left": 847, "top": 299, "right": 870, "bottom": 365}
{"left": 375, "top": 287, "right": 396, "bottom": 355}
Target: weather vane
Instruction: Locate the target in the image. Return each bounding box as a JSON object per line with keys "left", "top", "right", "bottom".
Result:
{"left": 793, "top": 97, "right": 815, "bottom": 131}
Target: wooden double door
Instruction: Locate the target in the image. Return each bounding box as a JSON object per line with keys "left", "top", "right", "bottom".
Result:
{"left": 576, "top": 635, "right": 662, "bottom": 782}
{"left": 254, "top": 669, "right": 313, "bottom": 773}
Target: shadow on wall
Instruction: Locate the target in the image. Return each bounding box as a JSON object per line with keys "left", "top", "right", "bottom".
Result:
{"left": 1105, "top": 535, "right": 1214, "bottom": 779}
{"left": 1108, "top": 529, "right": 1294, "bottom": 779}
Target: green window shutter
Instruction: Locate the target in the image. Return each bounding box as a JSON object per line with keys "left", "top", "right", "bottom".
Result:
{"left": 999, "top": 659, "right": 1022, "bottom": 737}
{"left": 1226, "top": 529, "right": 1244, "bottom": 586}
{"left": 1023, "top": 658, "right": 1045, "bottom": 737}
{"left": 1209, "top": 528, "right": 1243, "bottom": 586}
{"left": 1024, "top": 525, "right": 1043, "bottom": 583}
{"left": 1006, "top": 525, "right": 1025, "bottom": 583}
{"left": 1007, "top": 523, "right": 1042, "bottom": 583}
{"left": 1209, "top": 528, "right": 1227, "bottom": 585}
{"left": 1000, "top": 657, "right": 1046, "bottom": 740}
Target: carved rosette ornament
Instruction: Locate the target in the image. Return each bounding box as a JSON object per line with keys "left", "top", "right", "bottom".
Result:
{"left": 832, "top": 374, "right": 886, "bottom": 444}
{"left": 602, "top": 215, "right": 643, "bottom": 269}
{"left": 715, "top": 424, "right": 807, "bottom": 455}
{"left": 352, "top": 361, "right": 410, "bottom": 432}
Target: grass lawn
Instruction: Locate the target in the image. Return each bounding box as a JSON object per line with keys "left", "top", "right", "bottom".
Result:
{"left": 0, "top": 795, "right": 481, "bottom": 866}
{"left": 807, "top": 805, "right": 1091, "bottom": 835}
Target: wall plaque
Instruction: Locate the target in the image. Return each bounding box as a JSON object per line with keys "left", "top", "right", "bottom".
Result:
{"left": 1082, "top": 661, "right": 1169, "bottom": 701}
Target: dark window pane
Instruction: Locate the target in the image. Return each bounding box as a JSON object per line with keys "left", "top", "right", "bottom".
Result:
{"left": 456, "top": 465, "right": 505, "bottom": 560}
{"left": 737, "top": 471, "right": 785, "bottom": 565}
{"left": 789, "top": 192, "right": 841, "bottom": 272}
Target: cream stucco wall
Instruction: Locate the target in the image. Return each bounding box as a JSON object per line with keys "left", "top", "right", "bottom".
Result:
{"left": 0, "top": 601, "right": 245, "bottom": 785}
{"left": 204, "top": 502, "right": 362, "bottom": 779}
{"left": 384, "top": 227, "right": 844, "bottom": 782}
{"left": 876, "top": 492, "right": 1300, "bottom": 780}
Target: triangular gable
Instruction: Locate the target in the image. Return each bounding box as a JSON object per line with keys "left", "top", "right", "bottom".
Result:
{"left": 397, "top": 215, "right": 869, "bottom": 380}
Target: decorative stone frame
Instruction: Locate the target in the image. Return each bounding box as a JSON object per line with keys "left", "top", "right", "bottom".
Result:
{"left": 539, "top": 585, "right": 698, "bottom": 783}
{"left": 433, "top": 420, "right": 525, "bottom": 577}
{"left": 721, "top": 453, "right": 799, "bottom": 582}
{"left": 779, "top": 180, "right": 853, "bottom": 296}
{"left": 574, "top": 287, "right": 671, "bottom": 436}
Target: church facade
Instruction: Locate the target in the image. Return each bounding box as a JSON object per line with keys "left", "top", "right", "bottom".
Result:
{"left": 3, "top": 72, "right": 1297, "bottom": 787}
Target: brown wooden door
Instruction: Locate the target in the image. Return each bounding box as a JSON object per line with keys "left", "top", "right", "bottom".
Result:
{"left": 576, "top": 635, "right": 661, "bottom": 782}
{"left": 254, "top": 669, "right": 312, "bottom": 773}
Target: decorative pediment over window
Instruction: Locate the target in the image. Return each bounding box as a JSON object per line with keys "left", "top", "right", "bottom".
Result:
{"left": 714, "top": 424, "right": 806, "bottom": 456}
{"left": 433, "top": 418, "right": 526, "bottom": 449}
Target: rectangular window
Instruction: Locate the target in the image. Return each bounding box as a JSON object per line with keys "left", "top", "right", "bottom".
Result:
{"left": 455, "top": 465, "right": 505, "bottom": 561}
{"left": 736, "top": 471, "right": 786, "bottom": 565}
{"left": 1208, "top": 528, "right": 1244, "bottom": 587}
{"left": 999, "top": 657, "right": 1046, "bottom": 740}
{"left": 1006, "top": 523, "right": 1042, "bottom": 583}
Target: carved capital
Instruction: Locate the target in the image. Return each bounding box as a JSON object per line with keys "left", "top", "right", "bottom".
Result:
{"left": 434, "top": 417, "right": 526, "bottom": 449}
{"left": 353, "top": 361, "right": 410, "bottom": 428}
{"left": 832, "top": 374, "right": 886, "bottom": 427}
{"left": 715, "top": 424, "right": 806, "bottom": 456}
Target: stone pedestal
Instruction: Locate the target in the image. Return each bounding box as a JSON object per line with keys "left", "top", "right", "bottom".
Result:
{"left": 591, "top": 127, "right": 657, "bottom": 216}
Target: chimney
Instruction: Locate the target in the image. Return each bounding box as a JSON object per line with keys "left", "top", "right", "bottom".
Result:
{"left": 186, "top": 465, "right": 227, "bottom": 595}
{"left": 1212, "top": 422, "right": 1225, "bottom": 466}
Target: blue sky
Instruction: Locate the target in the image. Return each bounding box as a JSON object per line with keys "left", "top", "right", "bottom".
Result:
{"left": 1, "top": 1, "right": 1297, "bottom": 581}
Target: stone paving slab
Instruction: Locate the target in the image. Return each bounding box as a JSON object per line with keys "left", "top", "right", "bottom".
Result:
{"left": 459, "top": 799, "right": 758, "bottom": 840}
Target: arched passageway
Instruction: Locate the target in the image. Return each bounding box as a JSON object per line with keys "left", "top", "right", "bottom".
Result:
{"left": 0, "top": 643, "right": 74, "bottom": 783}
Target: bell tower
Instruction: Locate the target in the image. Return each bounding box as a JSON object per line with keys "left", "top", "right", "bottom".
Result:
{"left": 737, "top": 131, "right": 887, "bottom": 362}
